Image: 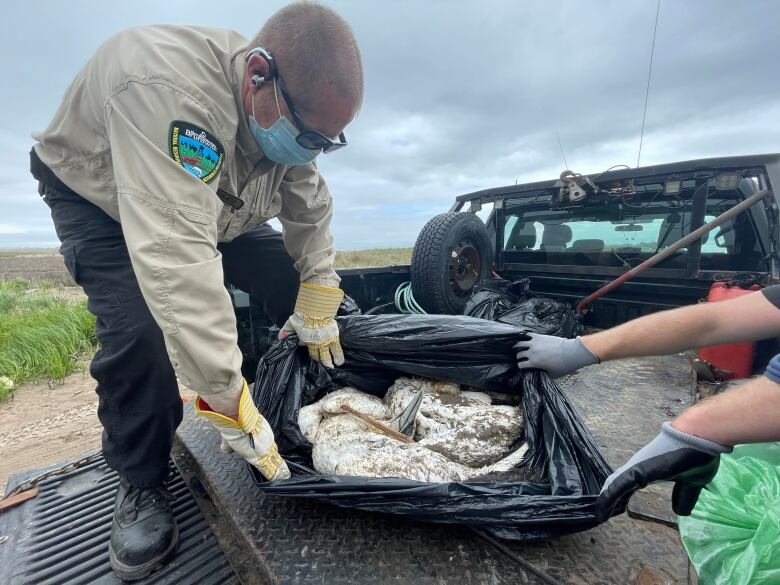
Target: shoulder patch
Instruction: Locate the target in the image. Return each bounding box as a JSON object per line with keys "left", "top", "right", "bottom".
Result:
{"left": 169, "top": 121, "right": 224, "bottom": 184}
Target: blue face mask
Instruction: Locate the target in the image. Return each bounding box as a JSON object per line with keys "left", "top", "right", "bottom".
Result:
{"left": 248, "top": 80, "right": 318, "bottom": 166}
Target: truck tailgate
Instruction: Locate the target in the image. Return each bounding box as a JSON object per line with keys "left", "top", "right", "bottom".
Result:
{"left": 0, "top": 456, "right": 238, "bottom": 584}
{"left": 0, "top": 353, "right": 695, "bottom": 584}
{"left": 173, "top": 353, "right": 695, "bottom": 584}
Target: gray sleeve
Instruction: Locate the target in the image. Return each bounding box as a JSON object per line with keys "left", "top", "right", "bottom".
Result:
{"left": 761, "top": 285, "right": 780, "bottom": 310}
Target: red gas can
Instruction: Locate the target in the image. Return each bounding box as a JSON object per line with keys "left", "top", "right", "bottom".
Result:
{"left": 697, "top": 281, "right": 763, "bottom": 380}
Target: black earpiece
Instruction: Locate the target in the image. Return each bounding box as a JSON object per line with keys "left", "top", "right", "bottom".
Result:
{"left": 245, "top": 46, "right": 277, "bottom": 85}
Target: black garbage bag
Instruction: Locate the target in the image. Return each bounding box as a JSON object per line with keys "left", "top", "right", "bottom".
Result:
{"left": 338, "top": 294, "right": 362, "bottom": 316}
{"left": 251, "top": 313, "right": 612, "bottom": 541}
{"left": 465, "top": 279, "right": 583, "bottom": 338}
{"left": 498, "top": 297, "right": 582, "bottom": 338}
{"left": 463, "top": 278, "right": 530, "bottom": 320}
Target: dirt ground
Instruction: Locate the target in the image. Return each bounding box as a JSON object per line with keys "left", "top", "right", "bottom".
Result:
{"left": 0, "top": 373, "right": 196, "bottom": 496}
{"left": 0, "top": 247, "right": 410, "bottom": 282}
{"left": 0, "top": 252, "right": 74, "bottom": 285}
{"left": 0, "top": 373, "right": 99, "bottom": 496}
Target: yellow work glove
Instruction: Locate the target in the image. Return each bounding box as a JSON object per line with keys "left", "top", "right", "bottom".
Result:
{"left": 280, "top": 282, "right": 345, "bottom": 369}
{"left": 195, "top": 380, "right": 291, "bottom": 481}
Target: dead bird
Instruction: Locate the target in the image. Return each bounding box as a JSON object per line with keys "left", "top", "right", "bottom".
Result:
{"left": 298, "top": 379, "right": 526, "bottom": 482}
{"left": 384, "top": 377, "right": 523, "bottom": 468}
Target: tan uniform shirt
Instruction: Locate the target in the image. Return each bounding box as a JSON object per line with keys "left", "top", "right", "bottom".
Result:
{"left": 32, "top": 25, "right": 340, "bottom": 406}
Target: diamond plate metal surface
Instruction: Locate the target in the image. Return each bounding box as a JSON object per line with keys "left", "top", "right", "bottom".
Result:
{"left": 560, "top": 353, "right": 696, "bottom": 526}
{"left": 176, "top": 355, "right": 695, "bottom": 584}
{"left": 0, "top": 456, "right": 238, "bottom": 585}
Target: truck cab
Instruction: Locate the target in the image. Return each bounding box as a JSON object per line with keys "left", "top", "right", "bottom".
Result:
{"left": 469, "top": 154, "right": 779, "bottom": 328}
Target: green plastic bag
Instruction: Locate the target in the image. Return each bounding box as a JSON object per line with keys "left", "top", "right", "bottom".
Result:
{"left": 679, "top": 443, "right": 780, "bottom": 585}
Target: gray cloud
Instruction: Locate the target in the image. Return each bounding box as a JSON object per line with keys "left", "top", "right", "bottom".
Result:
{"left": 2, "top": 0, "right": 779, "bottom": 250}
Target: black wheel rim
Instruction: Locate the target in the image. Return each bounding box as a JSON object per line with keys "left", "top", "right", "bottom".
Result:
{"left": 448, "top": 239, "right": 481, "bottom": 297}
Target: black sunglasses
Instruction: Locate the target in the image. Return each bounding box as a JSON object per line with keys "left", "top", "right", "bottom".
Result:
{"left": 275, "top": 72, "right": 348, "bottom": 153}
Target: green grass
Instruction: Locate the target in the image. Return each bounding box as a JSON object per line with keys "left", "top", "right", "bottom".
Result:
{"left": 0, "top": 279, "right": 96, "bottom": 400}
{"left": 0, "top": 247, "right": 409, "bottom": 399}
{"left": 335, "top": 247, "right": 412, "bottom": 268}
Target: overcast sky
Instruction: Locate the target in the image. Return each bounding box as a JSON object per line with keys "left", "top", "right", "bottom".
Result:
{"left": 2, "top": 0, "right": 779, "bottom": 249}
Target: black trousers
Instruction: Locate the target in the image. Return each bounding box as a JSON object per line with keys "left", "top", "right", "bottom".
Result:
{"left": 40, "top": 181, "right": 299, "bottom": 487}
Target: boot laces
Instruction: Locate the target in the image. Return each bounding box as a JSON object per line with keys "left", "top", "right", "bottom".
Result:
{"left": 123, "top": 485, "right": 174, "bottom": 521}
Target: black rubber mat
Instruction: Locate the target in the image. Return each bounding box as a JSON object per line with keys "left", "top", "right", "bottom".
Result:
{"left": 0, "top": 455, "right": 238, "bottom": 585}
{"left": 173, "top": 354, "right": 695, "bottom": 584}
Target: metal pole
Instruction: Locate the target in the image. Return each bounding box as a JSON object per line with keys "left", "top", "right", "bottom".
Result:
{"left": 576, "top": 187, "right": 773, "bottom": 314}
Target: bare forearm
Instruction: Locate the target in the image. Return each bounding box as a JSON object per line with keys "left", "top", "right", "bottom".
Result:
{"left": 672, "top": 376, "right": 780, "bottom": 445}
{"left": 582, "top": 290, "right": 780, "bottom": 362}
{"left": 582, "top": 304, "right": 715, "bottom": 361}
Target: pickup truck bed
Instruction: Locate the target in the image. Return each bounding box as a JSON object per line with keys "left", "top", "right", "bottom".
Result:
{"left": 1, "top": 354, "right": 697, "bottom": 585}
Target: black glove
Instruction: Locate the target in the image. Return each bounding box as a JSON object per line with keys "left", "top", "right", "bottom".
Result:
{"left": 595, "top": 422, "right": 731, "bottom": 521}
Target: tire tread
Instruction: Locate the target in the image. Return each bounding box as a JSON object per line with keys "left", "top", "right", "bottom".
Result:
{"left": 410, "top": 212, "right": 492, "bottom": 314}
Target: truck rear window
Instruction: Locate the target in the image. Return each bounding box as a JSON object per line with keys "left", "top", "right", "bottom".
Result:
{"left": 502, "top": 178, "right": 769, "bottom": 273}
{"left": 504, "top": 212, "right": 691, "bottom": 269}
{"left": 505, "top": 215, "right": 674, "bottom": 253}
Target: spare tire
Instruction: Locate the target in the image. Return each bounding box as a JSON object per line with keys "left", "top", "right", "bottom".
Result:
{"left": 410, "top": 212, "right": 494, "bottom": 314}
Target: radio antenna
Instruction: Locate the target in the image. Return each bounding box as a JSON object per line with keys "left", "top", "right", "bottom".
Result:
{"left": 637, "top": 0, "right": 661, "bottom": 168}
{"left": 555, "top": 131, "right": 569, "bottom": 170}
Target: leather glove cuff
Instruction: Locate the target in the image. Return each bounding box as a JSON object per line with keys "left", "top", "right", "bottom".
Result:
{"left": 195, "top": 380, "right": 289, "bottom": 480}
{"left": 295, "top": 282, "right": 344, "bottom": 318}
{"left": 294, "top": 282, "right": 344, "bottom": 318}
{"left": 195, "top": 380, "right": 262, "bottom": 434}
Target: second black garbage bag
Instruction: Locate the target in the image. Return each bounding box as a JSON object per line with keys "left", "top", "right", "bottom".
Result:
{"left": 251, "top": 312, "right": 612, "bottom": 541}
{"left": 464, "top": 278, "right": 583, "bottom": 338}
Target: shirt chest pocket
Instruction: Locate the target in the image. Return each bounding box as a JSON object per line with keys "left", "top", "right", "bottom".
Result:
{"left": 218, "top": 177, "right": 282, "bottom": 241}
{"left": 244, "top": 172, "right": 282, "bottom": 223}
{"left": 252, "top": 187, "right": 282, "bottom": 221}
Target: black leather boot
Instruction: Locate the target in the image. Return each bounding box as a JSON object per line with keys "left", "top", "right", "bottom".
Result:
{"left": 108, "top": 477, "right": 179, "bottom": 581}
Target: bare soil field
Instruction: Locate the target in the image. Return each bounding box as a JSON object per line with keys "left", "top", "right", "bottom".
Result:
{"left": 0, "top": 252, "right": 74, "bottom": 285}
{"left": 0, "top": 246, "right": 413, "bottom": 284}
{"left": 0, "top": 373, "right": 196, "bottom": 496}
{"left": 0, "top": 372, "right": 100, "bottom": 495}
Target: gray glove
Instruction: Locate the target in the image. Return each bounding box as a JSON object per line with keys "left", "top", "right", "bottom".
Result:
{"left": 596, "top": 422, "right": 731, "bottom": 520}
{"left": 514, "top": 334, "right": 599, "bottom": 378}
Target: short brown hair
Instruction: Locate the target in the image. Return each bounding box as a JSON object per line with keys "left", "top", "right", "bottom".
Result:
{"left": 251, "top": 2, "right": 363, "bottom": 113}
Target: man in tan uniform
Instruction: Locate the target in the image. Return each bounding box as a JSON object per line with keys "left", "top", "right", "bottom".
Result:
{"left": 30, "top": 2, "right": 362, "bottom": 579}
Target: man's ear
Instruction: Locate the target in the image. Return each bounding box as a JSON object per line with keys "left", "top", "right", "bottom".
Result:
{"left": 245, "top": 47, "right": 277, "bottom": 84}
{"left": 246, "top": 53, "right": 271, "bottom": 87}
